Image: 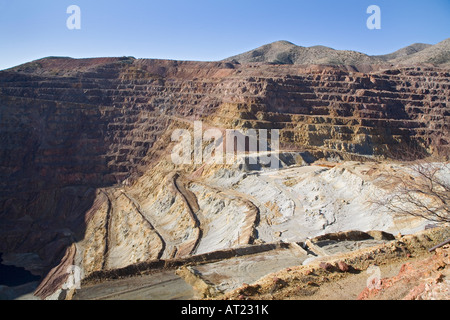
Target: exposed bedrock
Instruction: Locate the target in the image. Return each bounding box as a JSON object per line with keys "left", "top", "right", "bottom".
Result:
{"left": 0, "top": 57, "right": 448, "bottom": 298}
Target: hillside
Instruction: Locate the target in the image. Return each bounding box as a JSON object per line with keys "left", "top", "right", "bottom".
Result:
{"left": 392, "top": 38, "right": 450, "bottom": 67}
{"left": 224, "top": 38, "right": 450, "bottom": 67}
{"left": 225, "top": 40, "right": 382, "bottom": 65}
{"left": 375, "top": 43, "right": 432, "bottom": 61}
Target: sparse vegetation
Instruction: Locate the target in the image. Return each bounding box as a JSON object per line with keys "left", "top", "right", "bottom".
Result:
{"left": 378, "top": 160, "right": 450, "bottom": 223}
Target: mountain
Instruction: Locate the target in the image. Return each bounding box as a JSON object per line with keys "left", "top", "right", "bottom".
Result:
{"left": 391, "top": 38, "right": 450, "bottom": 66}
{"left": 224, "top": 38, "right": 450, "bottom": 67}
{"left": 224, "top": 40, "right": 381, "bottom": 65}
{"left": 375, "top": 43, "right": 432, "bottom": 61}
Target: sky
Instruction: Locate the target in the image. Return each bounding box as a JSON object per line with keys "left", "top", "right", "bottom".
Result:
{"left": 0, "top": 0, "right": 449, "bottom": 70}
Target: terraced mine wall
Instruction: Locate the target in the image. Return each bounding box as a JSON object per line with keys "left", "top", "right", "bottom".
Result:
{"left": 0, "top": 57, "right": 448, "bottom": 282}
{"left": 1, "top": 60, "right": 448, "bottom": 193}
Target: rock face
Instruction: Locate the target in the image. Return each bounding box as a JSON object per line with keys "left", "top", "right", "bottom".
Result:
{"left": 0, "top": 53, "right": 449, "bottom": 298}
{"left": 358, "top": 244, "right": 450, "bottom": 300}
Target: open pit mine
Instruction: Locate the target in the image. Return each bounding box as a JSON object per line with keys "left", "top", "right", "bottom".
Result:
{"left": 0, "top": 40, "right": 449, "bottom": 300}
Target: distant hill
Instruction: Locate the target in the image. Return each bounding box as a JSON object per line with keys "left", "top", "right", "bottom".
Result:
{"left": 390, "top": 38, "right": 450, "bottom": 67}
{"left": 224, "top": 40, "right": 380, "bottom": 65}
{"left": 375, "top": 43, "right": 432, "bottom": 61}
{"left": 224, "top": 38, "right": 450, "bottom": 67}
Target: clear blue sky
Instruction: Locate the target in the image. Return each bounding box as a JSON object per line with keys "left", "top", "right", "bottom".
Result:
{"left": 1, "top": 0, "right": 449, "bottom": 70}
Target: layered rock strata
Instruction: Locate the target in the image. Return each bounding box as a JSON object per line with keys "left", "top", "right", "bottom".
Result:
{"left": 0, "top": 57, "right": 448, "bottom": 298}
